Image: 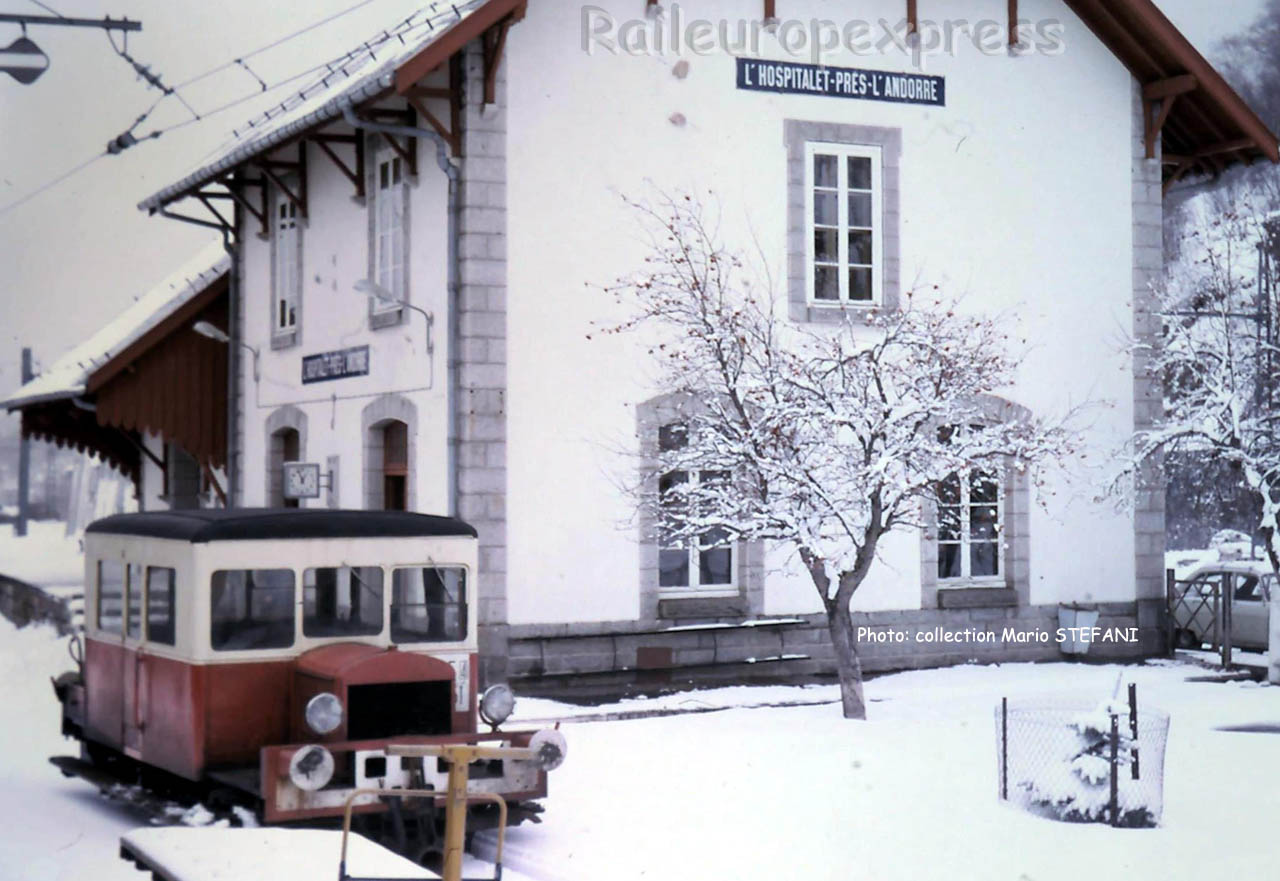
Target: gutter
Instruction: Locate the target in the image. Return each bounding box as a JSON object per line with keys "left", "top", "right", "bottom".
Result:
{"left": 341, "top": 106, "right": 463, "bottom": 518}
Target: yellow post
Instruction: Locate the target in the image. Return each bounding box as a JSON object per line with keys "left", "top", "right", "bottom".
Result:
{"left": 441, "top": 749, "right": 472, "bottom": 881}
{"left": 377, "top": 742, "right": 540, "bottom": 881}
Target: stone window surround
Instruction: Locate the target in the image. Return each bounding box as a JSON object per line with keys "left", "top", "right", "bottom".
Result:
{"left": 918, "top": 396, "right": 1032, "bottom": 610}
{"left": 636, "top": 391, "right": 765, "bottom": 623}
{"left": 264, "top": 404, "right": 307, "bottom": 507}
{"left": 785, "top": 119, "right": 902, "bottom": 324}
{"left": 269, "top": 175, "right": 303, "bottom": 351}
{"left": 361, "top": 393, "right": 418, "bottom": 511}
{"left": 365, "top": 133, "right": 413, "bottom": 331}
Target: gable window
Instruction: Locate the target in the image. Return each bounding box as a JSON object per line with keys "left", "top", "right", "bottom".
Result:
{"left": 657, "top": 422, "right": 737, "bottom": 597}
{"left": 937, "top": 466, "right": 1004, "bottom": 584}
{"left": 272, "top": 187, "right": 301, "bottom": 347}
{"left": 805, "top": 142, "right": 883, "bottom": 306}
{"left": 370, "top": 151, "right": 407, "bottom": 323}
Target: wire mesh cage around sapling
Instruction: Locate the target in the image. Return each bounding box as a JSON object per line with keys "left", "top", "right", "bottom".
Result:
{"left": 995, "top": 689, "right": 1169, "bottom": 828}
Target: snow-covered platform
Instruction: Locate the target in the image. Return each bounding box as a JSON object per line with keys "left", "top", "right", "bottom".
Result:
{"left": 120, "top": 828, "right": 436, "bottom": 881}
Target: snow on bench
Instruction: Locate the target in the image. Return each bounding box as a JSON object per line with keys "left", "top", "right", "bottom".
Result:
{"left": 120, "top": 827, "right": 436, "bottom": 881}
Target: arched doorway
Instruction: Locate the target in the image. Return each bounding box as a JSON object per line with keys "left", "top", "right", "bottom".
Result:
{"left": 379, "top": 420, "right": 408, "bottom": 511}
{"left": 269, "top": 427, "right": 301, "bottom": 508}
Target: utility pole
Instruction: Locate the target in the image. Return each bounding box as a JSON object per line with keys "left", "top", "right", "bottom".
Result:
{"left": 15, "top": 347, "right": 32, "bottom": 537}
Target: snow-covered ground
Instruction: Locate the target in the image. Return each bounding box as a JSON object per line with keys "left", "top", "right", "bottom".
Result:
{"left": 0, "top": 521, "right": 84, "bottom": 587}
{"left": 503, "top": 667, "right": 1280, "bottom": 881}
{"left": 0, "top": 521, "right": 87, "bottom": 626}
{"left": 2, "top": 618, "right": 1276, "bottom": 881}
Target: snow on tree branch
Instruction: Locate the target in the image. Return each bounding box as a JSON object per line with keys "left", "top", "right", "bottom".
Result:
{"left": 1116, "top": 183, "right": 1280, "bottom": 572}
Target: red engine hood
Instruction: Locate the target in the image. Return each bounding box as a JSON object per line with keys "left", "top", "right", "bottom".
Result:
{"left": 295, "top": 643, "right": 454, "bottom": 685}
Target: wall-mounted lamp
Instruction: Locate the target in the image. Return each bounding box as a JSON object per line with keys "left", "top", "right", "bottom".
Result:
{"left": 193, "top": 320, "right": 260, "bottom": 383}
{"left": 353, "top": 279, "right": 435, "bottom": 359}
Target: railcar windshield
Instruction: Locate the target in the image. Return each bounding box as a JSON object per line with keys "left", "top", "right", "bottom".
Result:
{"left": 303, "top": 566, "right": 383, "bottom": 637}
{"left": 210, "top": 568, "right": 296, "bottom": 650}
{"left": 390, "top": 567, "right": 467, "bottom": 643}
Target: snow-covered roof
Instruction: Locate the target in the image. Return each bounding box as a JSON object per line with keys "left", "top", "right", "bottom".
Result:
{"left": 2, "top": 242, "right": 229, "bottom": 411}
{"left": 137, "top": 0, "right": 488, "bottom": 213}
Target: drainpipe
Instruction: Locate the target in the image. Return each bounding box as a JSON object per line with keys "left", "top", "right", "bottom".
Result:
{"left": 342, "top": 105, "right": 462, "bottom": 518}
{"left": 223, "top": 225, "right": 240, "bottom": 508}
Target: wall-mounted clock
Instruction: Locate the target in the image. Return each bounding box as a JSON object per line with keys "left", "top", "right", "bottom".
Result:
{"left": 283, "top": 462, "right": 321, "bottom": 500}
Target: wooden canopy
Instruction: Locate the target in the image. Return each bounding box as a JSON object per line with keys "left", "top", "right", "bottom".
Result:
{"left": 1064, "top": 0, "right": 1280, "bottom": 186}
{"left": 20, "top": 276, "right": 229, "bottom": 487}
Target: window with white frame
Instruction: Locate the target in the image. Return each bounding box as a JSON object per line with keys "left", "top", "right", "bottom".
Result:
{"left": 273, "top": 194, "right": 300, "bottom": 337}
{"left": 656, "top": 422, "right": 737, "bottom": 596}
{"left": 373, "top": 152, "right": 406, "bottom": 313}
{"left": 936, "top": 463, "right": 1004, "bottom": 584}
{"left": 805, "top": 142, "right": 883, "bottom": 305}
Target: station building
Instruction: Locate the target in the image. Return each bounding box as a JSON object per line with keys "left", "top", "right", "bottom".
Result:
{"left": 8, "top": 0, "right": 1278, "bottom": 691}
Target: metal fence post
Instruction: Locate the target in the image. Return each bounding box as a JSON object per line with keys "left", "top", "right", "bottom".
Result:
{"left": 1165, "top": 569, "right": 1176, "bottom": 655}
{"left": 1223, "top": 583, "right": 1233, "bottom": 669}
{"left": 1108, "top": 713, "right": 1120, "bottom": 827}
{"left": 1000, "top": 696, "right": 1008, "bottom": 801}
{"left": 1128, "top": 683, "right": 1140, "bottom": 781}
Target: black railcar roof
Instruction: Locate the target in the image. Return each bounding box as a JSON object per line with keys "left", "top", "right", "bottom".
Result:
{"left": 85, "top": 509, "right": 477, "bottom": 543}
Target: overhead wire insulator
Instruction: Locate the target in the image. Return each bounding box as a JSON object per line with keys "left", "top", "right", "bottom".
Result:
{"left": 106, "top": 130, "right": 138, "bottom": 154}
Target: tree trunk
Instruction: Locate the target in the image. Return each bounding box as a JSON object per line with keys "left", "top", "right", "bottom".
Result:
{"left": 826, "top": 599, "right": 867, "bottom": 720}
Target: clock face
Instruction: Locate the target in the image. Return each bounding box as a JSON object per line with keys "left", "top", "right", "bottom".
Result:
{"left": 283, "top": 463, "right": 320, "bottom": 499}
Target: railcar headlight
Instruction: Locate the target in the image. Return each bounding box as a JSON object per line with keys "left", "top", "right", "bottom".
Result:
{"left": 479, "top": 684, "right": 516, "bottom": 727}
{"left": 288, "top": 744, "right": 334, "bottom": 792}
{"left": 305, "top": 692, "right": 343, "bottom": 735}
{"left": 528, "top": 728, "right": 567, "bottom": 771}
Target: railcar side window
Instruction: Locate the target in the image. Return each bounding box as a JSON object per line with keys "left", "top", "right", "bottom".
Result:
{"left": 391, "top": 567, "right": 466, "bottom": 643}
{"left": 210, "top": 569, "right": 296, "bottom": 650}
{"left": 97, "top": 560, "right": 124, "bottom": 635}
{"left": 303, "top": 566, "right": 383, "bottom": 637}
{"left": 126, "top": 563, "right": 143, "bottom": 639}
{"left": 146, "top": 567, "right": 176, "bottom": 646}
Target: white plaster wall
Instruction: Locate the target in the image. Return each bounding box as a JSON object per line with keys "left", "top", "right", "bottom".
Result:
{"left": 139, "top": 432, "right": 165, "bottom": 512}
{"left": 504, "top": 0, "right": 1138, "bottom": 624}
{"left": 238, "top": 128, "right": 452, "bottom": 515}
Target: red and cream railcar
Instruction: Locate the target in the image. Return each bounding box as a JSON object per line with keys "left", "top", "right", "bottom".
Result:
{"left": 55, "top": 508, "right": 556, "bottom": 824}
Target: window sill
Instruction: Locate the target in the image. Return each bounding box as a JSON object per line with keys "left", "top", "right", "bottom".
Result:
{"left": 789, "top": 300, "right": 890, "bottom": 324}
{"left": 369, "top": 307, "right": 405, "bottom": 330}
{"left": 658, "top": 588, "right": 740, "bottom": 600}
{"left": 658, "top": 594, "right": 747, "bottom": 620}
{"left": 271, "top": 330, "right": 299, "bottom": 350}
{"left": 935, "top": 586, "right": 1018, "bottom": 610}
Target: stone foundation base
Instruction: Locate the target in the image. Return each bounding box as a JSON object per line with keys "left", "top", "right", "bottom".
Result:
{"left": 499, "top": 600, "right": 1166, "bottom": 700}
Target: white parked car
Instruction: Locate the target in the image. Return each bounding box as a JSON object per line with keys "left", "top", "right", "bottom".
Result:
{"left": 1171, "top": 560, "right": 1273, "bottom": 651}
{"left": 1209, "top": 529, "right": 1256, "bottom": 561}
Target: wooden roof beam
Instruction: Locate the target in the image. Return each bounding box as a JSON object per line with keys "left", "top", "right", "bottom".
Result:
{"left": 1118, "top": 0, "right": 1279, "bottom": 163}
{"left": 394, "top": 0, "right": 527, "bottom": 95}
{"left": 1143, "top": 74, "right": 1197, "bottom": 100}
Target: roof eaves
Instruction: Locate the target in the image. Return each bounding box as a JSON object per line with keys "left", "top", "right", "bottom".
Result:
{"left": 137, "top": 70, "right": 395, "bottom": 213}
{"left": 3, "top": 387, "right": 85, "bottom": 412}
